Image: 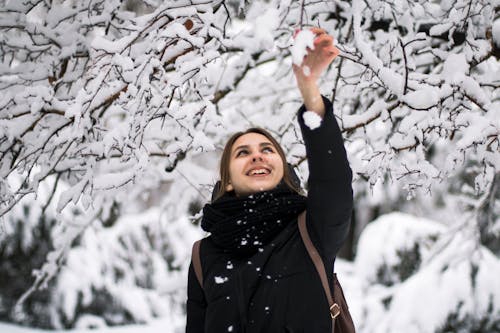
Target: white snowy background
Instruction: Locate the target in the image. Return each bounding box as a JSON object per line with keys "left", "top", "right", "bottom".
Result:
{"left": 0, "top": 0, "right": 499, "bottom": 332}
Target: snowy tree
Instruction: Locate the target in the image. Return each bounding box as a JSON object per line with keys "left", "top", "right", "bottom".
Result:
{"left": 0, "top": 0, "right": 498, "bottom": 330}
{"left": 0, "top": 186, "right": 57, "bottom": 328}
{"left": 348, "top": 213, "right": 500, "bottom": 333}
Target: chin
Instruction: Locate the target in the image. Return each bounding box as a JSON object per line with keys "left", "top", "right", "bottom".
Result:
{"left": 252, "top": 183, "right": 277, "bottom": 192}
{"left": 236, "top": 181, "right": 280, "bottom": 196}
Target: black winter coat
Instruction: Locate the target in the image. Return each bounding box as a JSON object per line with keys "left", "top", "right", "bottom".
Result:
{"left": 186, "top": 97, "right": 353, "bottom": 333}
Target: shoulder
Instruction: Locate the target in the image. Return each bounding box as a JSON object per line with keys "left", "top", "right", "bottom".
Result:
{"left": 194, "top": 235, "right": 229, "bottom": 265}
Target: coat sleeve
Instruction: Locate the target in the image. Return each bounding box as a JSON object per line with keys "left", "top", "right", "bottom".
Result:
{"left": 297, "top": 96, "right": 353, "bottom": 260}
{"left": 186, "top": 261, "right": 206, "bottom": 333}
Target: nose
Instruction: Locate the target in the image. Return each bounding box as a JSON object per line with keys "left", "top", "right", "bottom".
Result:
{"left": 251, "top": 151, "right": 264, "bottom": 162}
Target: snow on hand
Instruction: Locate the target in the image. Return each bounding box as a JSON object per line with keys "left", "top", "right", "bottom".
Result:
{"left": 291, "top": 29, "right": 315, "bottom": 66}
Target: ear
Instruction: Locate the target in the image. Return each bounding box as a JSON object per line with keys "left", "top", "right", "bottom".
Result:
{"left": 225, "top": 182, "right": 233, "bottom": 192}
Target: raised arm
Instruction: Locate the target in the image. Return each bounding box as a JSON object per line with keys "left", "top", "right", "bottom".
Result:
{"left": 293, "top": 28, "right": 353, "bottom": 260}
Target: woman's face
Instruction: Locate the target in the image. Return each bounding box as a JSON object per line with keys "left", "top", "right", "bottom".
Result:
{"left": 227, "top": 132, "right": 284, "bottom": 197}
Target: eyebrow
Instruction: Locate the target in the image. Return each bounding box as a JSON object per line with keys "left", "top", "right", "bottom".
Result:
{"left": 233, "top": 142, "right": 273, "bottom": 153}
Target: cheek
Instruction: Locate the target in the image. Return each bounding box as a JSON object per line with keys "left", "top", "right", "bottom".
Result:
{"left": 272, "top": 158, "right": 285, "bottom": 178}
{"left": 228, "top": 159, "right": 244, "bottom": 179}
{"left": 277, "top": 166, "right": 285, "bottom": 179}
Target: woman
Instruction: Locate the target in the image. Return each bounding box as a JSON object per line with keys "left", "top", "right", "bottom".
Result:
{"left": 186, "top": 28, "right": 353, "bottom": 333}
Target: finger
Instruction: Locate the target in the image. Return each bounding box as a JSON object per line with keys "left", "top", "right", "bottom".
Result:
{"left": 326, "top": 45, "right": 340, "bottom": 57}
{"left": 310, "top": 27, "right": 326, "bottom": 36}
{"left": 292, "top": 63, "right": 306, "bottom": 75}
{"left": 314, "top": 34, "right": 333, "bottom": 44}
{"left": 314, "top": 34, "right": 333, "bottom": 48}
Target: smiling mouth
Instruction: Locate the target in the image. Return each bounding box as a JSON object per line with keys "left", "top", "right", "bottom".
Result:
{"left": 247, "top": 168, "right": 271, "bottom": 176}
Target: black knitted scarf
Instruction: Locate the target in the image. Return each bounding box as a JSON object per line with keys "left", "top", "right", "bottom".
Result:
{"left": 201, "top": 185, "right": 306, "bottom": 256}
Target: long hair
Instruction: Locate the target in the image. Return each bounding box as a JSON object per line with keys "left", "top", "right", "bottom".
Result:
{"left": 213, "top": 128, "right": 301, "bottom": 201}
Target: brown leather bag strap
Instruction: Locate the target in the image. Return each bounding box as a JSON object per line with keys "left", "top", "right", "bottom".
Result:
{"left": 298, "top": 211, "right": 339, "bottom": 333}
{"left": 192, "top": 240, "right": 203, "bottom": 288}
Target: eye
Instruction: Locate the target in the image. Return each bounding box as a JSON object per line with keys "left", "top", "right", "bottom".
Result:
{"left": 262, "top": 146, "right": 274, "bottom": 153}
{"left": 236, "top": 149, "right": 249, "bottom": 157}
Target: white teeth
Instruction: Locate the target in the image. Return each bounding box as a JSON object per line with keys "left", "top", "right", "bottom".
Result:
{"left": 249, "top": 169, "right": 269, "bottom": 175}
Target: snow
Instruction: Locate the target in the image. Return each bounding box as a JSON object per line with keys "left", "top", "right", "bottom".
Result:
{"left": 254, "top": 8, "right": 280, "bottom": 50}
{"left": 352, "top": 0, "right": 404, "bottom": 96}
{"left": 460, "top": 76, "right": 490, "bottom": 106}
{"left": 441, "top": 54, "right": 469, "bottom": 84}
{"left": 291, "top": 29, "right": 315, "bottom": 66}
{"left": 91, "top": 34, "right": 138, "bottom": 54}
{"left": 214, "top": 276, "right": 228, "bottom": 284}
{"left": 342, "top": 100, "right": 387, "bottom": 129}
{"left": 0, "top": 0, "right": 498, "bottom": 332}
{"left": 4, "top": 211, "right": 498, "bottom": 333}
{"left": 0, "top": 318, "right": 183, "bottom": 333}
{"left": 302, "top": 111, "right": 322, "bottom": 130}
{"left": 494, "top": 18, "right": 500, "bottom": 47}
{"left": 371, "top": 233, "right": 500, "bottom": 333}
{"left": 349, "top": 213, "right": 500, "bottom": 333}
{"left": 355, "top": 212, "right": 445, "bottom": 286}
{"left": 191, "top": 131, "right": 216, "bottom": 152}
{"left": 429, "top": 22, "right": 454, "bottom": 36}
{"left": 401, "top": 87, "right": 439, "bottom": 109}
{"left": 56, "top": 177, "right": 89, "bottom": 212}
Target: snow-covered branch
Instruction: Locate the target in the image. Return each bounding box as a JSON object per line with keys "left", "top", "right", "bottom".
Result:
{"left": 0, "top": 0, "right": 498, "bottom": 329}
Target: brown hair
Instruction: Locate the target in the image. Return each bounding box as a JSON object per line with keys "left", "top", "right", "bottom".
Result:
{"left": 214, "top": 127, "right": 301, "bottom": 201}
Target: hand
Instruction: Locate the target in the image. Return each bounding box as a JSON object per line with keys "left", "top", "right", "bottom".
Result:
{"left": 292, "top": 28, "right": 339, "bottom": 84}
